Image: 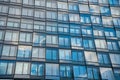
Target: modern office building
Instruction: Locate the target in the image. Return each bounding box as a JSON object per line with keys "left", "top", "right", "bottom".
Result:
{"left": 0, "top": 0, "right": 120, "bottom": 80}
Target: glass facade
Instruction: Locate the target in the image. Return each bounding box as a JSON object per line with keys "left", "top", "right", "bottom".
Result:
{"left": 0, "top": 0, "right": 120, "bottom": 80}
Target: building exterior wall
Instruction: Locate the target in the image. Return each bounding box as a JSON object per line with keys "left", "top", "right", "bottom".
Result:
{"left": 0, "top": 0, "right": 120, "bottom": 80}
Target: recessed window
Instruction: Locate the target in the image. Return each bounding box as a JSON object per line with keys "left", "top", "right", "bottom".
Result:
{"left": 59, "top": 49, "right": 71, "bottom": 61}
{"left": 84, "top": 51, "right": 98, "bottom": 64}
{"left": 72, "top": 51, "right": 84, "bottom": 62}
{"left": 46, "top": 49, "right": 58, "bottom": 61}
{"left": 5, "top": 31, "right": 19, "bottom": 42}
{"left": 71, "top": 37, "right": 82, "bottom": 48}
{"left": 17, "top": 45, "right": 32, "bottom": 58}
{"left": 33, "top": 33, "right": 45, "bottom": 46}
{"left": 2, "top": 45, "right": 17, "bottom": 57}
{"left": 100, "top": 68, "right": 115, "bottom": 80}
{"left": 19, "top": 32, "right": 32, "bottom": 43}
{"left": 32, "top": 47, "right": 45, "bottom": 60}
{"left": 60, "top": 65, "right": 71, "bottom": 77}
{"left": 0, "top": 61, "right": 14, "bottom": 75}
{"left": 31, "top": 63, "right": 44, "bottom": 76}
{"left": 46, "top": 63, "right": 59, "bottom": 76}
{"left": 15, "top": 62, "right": 30, "bottom": 75}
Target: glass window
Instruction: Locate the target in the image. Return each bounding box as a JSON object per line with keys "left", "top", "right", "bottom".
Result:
{"left": 113, "top": 18, "right": 120, "bottom": 26}
{"left": 5, "top": 31, "right": 19, "bottom": 42}
{"left": 2, "top": 45, "right": 17, "bottom": 57}
{"left": 33, "top": 33, "right": 45, "bottom": 46}
{"left": 31, "top": 63, "right": 44, "bottom": 76}
{"left": 102, "top": 16, "right": 113, "bottom": 26}
{"left": 100, "top": 68, "right": 115, "bottom": 80}
{"left": 58, "top": 2, "right": 68, "bottom": 10}
{"left": 46, "top": 35, "right": 58, "bottom": 46}
{"left": 89, "top": 0, "right": 98, "bottom": 3}
{"left": 46, "top": 63, "right": 59, "bottom": 76}
{"left": 116, "top": 30, "right": 120, "bottom": 38}
{"left": 90, "top": 5, "right": 100, "bottom": 13}
{"left": 58, "top": 23, "right": 69, "bottom": 33}
{"left": 109, "top": 0, "right": 120, "bottom": 5}
{"left": 79, "top": 4, "right": 89, "bottom": 12}
{"left": 0, "top": 5, "right": 8, "bottom": 13}
{"left": 59, "top": 36, "right": 70, "bottom": 47}
{"left": 82, "top": 27, "right": 93, "bottom": 36}
{"left": 46, "top": 49, "right": 58, "bottom": 61}
{"left": 59, "top": 49, "right": 71, "bottom": 61}
{"left": 104, "top": 28, "right": 116, "bottom": 37}
{"left": 0, "top": 30, "right": 4, "bottom": 41}
{"left": 68, "top": 3, "right": 79, "bottom": 11}
{"left": 100, "top": 6, "right": 111, "bottom": 15}
{"left": 78, "top": 0, "right": 88, "bottom": 3}
{"left": 58, "top": 12, "right": 68, "bottom": 21}
{"left": 46, "top": 0, "right": 57, "bottom": 8}
{"left": 107, "top": 41, "right": 119, "bottom": 50}
{"left": 114, "top": 69, "right": 120, "bottom": 80}
{"left": 9, "top": 6, "right": 21, "bottom": 15}
{"left": 21, "top": 19, "right": 33, "bottom": 30}
{"left": 71, "top": 37, "right": 82, "bottom": 48}
{"left": 91, "top": 16, "right": 101, "bottom": 24}
{"left": 0, "top": 17, "right": 6, "bottom": 26}
{"left": 80, "top": 14, "right": 91, "bottom": 24}
{"left": 99, "top": 0, "right": 108, "bottom": 4}
{"left": 34, "top": 10, "right": 45, "bottom": 19}
{"left": 46, "top": 11, "right": 57, "bottom": 20}
{"left": 34, "top": 21, "right": 45, "bottom": 32}
{"left": 19, "top": 32, "right": 32, "bottom": 43}
{"left": 17, "top": 45, "right": 32, "bottom": 58}
{"left": 87, "top": 67, "right": 99, "bottom": 79}
{"left": 72, "top": 51, "right": 84, "bottom": 62}
{"left": 83, "top": 39, "right": 94, "bottom": 49}
{"left": 73, "top": 66, "right": 87, "bottom": 78}
{"left": 10, "top": 0, "right": 22, "bottom": 3}
{"left": 110, "top": 54, "right": 120, "bottom": 66}
{"left": 7, "top": 18, "right": 20, "bottom": 28}
{"left": 93, "top": 28, "right": 104, "bottom": 37}
{"left": 32, "top": 47, "right": 45, "bottom": 60}
{"left": 46, "top": 22, "right": 57, "bottom": 32}
{"left": 23, "top": 0, "right": 34, "bottom": 5}
{"left": 97, "top": 53, "right": 110, "bottom": 65}
{"left": 60, "top": 65, "right": 71, "bottom": 77}
{"left": 95, "top": 39, "right": 107, "bottom": 49}
{"left": 0, "top": 61, "right": 14, "bottom": 75}
{"left": 35, "top": 0, "right": 45, "bottom": 7}
{"left": 15, "top": 62, "right": 30, "bottom": 75}
{"left": 70, "top": 24, "right": 81, "bottom": 35}
{"left": 22, "top": 8, "right": 33, "bottom": 17}
{"left": 69, "top": 14, "right": 80, "bottom": 22}
{"left": 84, "top": 51, "right": 98, "bottom": 64}
{"left": 111, "top": 7, "right": 120, "bottom": 16}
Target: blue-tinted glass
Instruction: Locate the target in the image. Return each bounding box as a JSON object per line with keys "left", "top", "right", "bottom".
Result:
{"left": 60, "top": 66, "right": 66, "bottom": 77}
{"left": 72, "top": 52, "right": 77, "bottom": 61}
{"left": 31, "top": 64, "right": 37, "bottom": 75}
{"left": 46, "top": 49, "right": 57, "bottom": 60}
{"left": 38, "top": 64, "right": 44, "bottom": 76}
{"left": 0, "top": 62, "right": 7, "bottom": 74}
{"left": 104, "top": 28, "right": 116, "bottom": 37}
{"left": 31, "top": 63, "right": 44, "bottom": 76}
{"left": 53, "top": 50, "right": 57, "bottom": 60}
{"left": 80, "top": 14, "right": 91, "bottom": 23}
{"left": 69, "top": 4, "right": 79, "bottom": 11}
{"left": 72, "top": 51, "right": 84, "bottom": 62}
{"left": 109, "top": 0, "right": 119, "bottom": 5}
{"left": 100, "top": 6, "right": 111, "bottom": 15}
{"left": 59, "top": 36, "right": 70, "bottom": 47}
{"left": 73, "top": 66, "right": 87, "bottom": 77}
